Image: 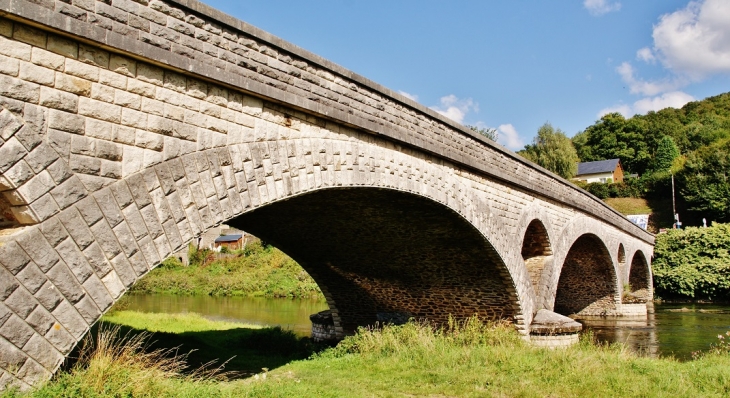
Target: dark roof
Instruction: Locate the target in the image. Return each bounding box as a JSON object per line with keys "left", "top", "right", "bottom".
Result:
{"left": 214, "top": 234, "right": 243, "bottom": 243}
{"left": 576, "top": 159, "right": 620, "bottom": 175}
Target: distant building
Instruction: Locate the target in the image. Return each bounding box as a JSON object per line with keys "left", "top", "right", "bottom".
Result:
{"left": 214, "top": 234, "right": 244, "bottom": 250}
{"left": 574, "top": 159, "right": 624, "bottom": 183}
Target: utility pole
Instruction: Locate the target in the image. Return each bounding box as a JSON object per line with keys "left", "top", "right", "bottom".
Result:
{"left": 671, "top": 173, "right": 679, "bottom": 228}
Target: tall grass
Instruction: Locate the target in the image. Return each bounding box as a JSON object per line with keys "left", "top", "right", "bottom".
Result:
{"left": 12, "top": 324, "right": 224, "bottom": 398}
{"left": 328, "top": 316, "right": 522, "bottom": 357}
{"left": 6, "top": 315, "right": 730, "bottom": 397}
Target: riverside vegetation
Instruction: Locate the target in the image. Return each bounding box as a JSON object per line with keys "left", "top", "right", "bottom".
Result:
{"left": 3, "top": 314, "right": 730, "bottom": 397}
{"left": 130, "top": 239, "right": 323, "bottom": 299}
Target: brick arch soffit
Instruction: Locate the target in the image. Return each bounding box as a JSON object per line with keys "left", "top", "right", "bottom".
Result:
{"left": 514, "top": 203, "right": 556, "bottom": 308}
{"left": 539, "top": 215, "right": 619, "bottom": 311}
{"left": 122, "top": 143, "right": 532, "bottom": 322}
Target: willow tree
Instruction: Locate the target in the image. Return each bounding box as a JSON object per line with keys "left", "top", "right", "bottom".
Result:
{"left": 519, "top": 123, "right": 580, "bottom": 179}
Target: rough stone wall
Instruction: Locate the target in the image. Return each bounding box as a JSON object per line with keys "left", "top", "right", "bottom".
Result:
{"left": 628, "top": 251, "right": 652, "bottom": 302}
{"left": 554, "top": 235, "right": 620, "bottom": 316}
{"left": 0, "top": 0, "right": 657, "bottom": 389}
{"left": 521, "top": 220, "right": 552, "bottom": 291}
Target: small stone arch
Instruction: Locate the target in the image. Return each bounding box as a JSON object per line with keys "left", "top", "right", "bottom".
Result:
{"left": 520, "top": 219, "right": 553, "bottom": 298}
{"left": 554, "top": 234, "right": 620, "bottom": 317}
{"left": 627, "top": 250, "right": 652, "bottom": 302}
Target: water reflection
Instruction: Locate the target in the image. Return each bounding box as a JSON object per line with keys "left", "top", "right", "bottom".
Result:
{"left": 123, "top": 294, "right": 328, "bottom": 336}
{"left": 581, "top": 303, "right": 730, "bottom": 360}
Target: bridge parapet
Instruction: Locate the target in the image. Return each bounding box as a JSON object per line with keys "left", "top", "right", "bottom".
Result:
{"left": 0, "top": 0, "right": 652, "bottom": 245}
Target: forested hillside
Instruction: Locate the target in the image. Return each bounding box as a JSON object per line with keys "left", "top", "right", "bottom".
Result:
{"left": 571, "top": 92, "right": 730, "bottom": 226}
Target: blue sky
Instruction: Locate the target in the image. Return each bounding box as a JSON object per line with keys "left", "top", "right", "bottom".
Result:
{"left": 205, "top": 0, "right": 730, "bottom": 150}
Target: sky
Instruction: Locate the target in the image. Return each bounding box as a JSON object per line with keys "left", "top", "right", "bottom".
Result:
{"left": 204, "top": 0, "right": 730, "bottom": 150}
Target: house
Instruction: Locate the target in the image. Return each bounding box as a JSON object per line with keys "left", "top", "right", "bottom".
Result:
{"left": 214, "top": 234, "right": 244, "bottom": 250}
{"left": 574, "top": 159, "right": 624, "bottom": 183}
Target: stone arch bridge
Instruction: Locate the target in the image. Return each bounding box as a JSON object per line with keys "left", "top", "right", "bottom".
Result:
{"left": 0, "top": 0, "right": 654, "bottom": 389}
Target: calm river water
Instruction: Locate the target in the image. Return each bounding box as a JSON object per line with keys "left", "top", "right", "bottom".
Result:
{"left": 123, "top": 295, "right": 730, "bottom": 360}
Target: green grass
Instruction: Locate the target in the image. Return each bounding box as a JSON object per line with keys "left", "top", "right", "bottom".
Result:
{"left": 604, "top": 197, "right": 654, "bottom": 215}
{"left": 131, "top": 240, "right": 324, "bottom": 299}
{"left": 6, "top": 313, "right": 730, "bottom": 397}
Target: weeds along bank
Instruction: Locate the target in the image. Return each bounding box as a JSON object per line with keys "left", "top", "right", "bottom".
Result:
{"left": 3, "top": 313, "right": 730, "bottom": 397}
{"left": 130, "top": 240, "right": 324, "bottom": 299}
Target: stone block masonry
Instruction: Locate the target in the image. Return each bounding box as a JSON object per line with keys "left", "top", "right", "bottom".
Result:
{"left": 0, "top": 0, "right": 654, "bottom": 390}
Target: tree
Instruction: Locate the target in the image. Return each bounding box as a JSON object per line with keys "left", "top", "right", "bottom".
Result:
{"left": 577, "top": 112, "right": 651, "bottom": 174}
{"left": 467, "top": 125, "right": 497, "bottom": 141}
{"left": 676, "top": 139, "right": 730, "bottom": 222}
{"left": 652, "top": 136, "right": 680, "bottom": 173}
{"left": 518, "top": 123, "right": 580, "bottom": 179}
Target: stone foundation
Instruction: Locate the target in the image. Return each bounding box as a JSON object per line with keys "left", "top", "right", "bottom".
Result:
{"left": 529, "top": 309, "right": 582, "bottom": 348}
{"left": 310, "top": 310, "right": 337, "bottom": 343}
{"left": 619, "top": 303, "right": 647, "bottom": 318}
{"left": 530, "top": 333, "right": 580, "bottom": 349}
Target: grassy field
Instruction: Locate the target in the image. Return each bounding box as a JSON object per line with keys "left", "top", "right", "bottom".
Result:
{"left": 5, "top": 311, "right": 730, "bottom": 397}
{"left": 131, "top": 240, "right": 324, "bottom": 299}
{"left": 604, "top": 197, "right": 674, "bottom": 232}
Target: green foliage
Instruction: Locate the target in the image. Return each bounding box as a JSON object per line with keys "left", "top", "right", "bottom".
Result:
{"left": 574, "top": 92, "right": 730, "bottom": 175}
{"left": 518, "top": 123, "right": 580, "bottom": 179}
{"left": 652, "top": 223, "right": 730, "bottom": 299}
{"left": 132, "top": 240, "right": 323, "bottom": 299}
{"left": 575, "top": 112, "right": 652, "bottom": 173}
{"left": 676, "top": 139, "right": 730, "bottom": 222}
{"left": 467, "top": 125, "right": 497, "bottom": 141}
{"left": 574, "top": 178, "right": 645, "bottom": 199}
{"left": 652, "top": 136, "right": 680, "bottom": 173}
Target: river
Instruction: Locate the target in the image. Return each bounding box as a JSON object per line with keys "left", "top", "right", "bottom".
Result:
{"left": 123, "top": 295, "right": 730, "bottom": 360}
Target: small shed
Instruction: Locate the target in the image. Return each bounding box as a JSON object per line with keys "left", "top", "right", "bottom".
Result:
{"left": 214, "top": 234, "right": 243, "bottom": 250}
{"left": 574, "top": 159, "right": 624, "bottom": 183}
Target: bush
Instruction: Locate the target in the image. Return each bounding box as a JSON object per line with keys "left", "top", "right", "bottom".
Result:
{"left": 652, "top": 223, "right": 730, "bottom": 299}
{"left": 585, "top": 182, "right": 609, "bottom": 199}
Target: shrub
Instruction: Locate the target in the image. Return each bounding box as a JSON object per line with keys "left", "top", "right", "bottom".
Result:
{"left": 652, "top": 223, "right": 730, "bottom": 299}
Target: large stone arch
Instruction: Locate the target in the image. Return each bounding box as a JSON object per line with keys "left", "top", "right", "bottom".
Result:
{"left": 539, "top": 216, "right": 613, "bottom": 310}
{"left": 229, "top": 186, "right": 520, "bottom": 337}
{"left": 554, "top": 233, "right": 620, "bottom": 317}
{"left": 0, "top": 128, "right": 535, "bottom": 388}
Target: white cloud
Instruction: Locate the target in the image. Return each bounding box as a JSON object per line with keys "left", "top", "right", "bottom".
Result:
{"left": 652, "top": 0, "right": 730, "bottom": 79}
{"left": 598, "top": 104, "right": 633, "bottom": 118}
{"left": 598, "top": 91, "right": 695, "bottom": 118}
{"left": 616, "top": 62, "right": 685, "bottom": 96}
{"left": 633, "top": 91, "right": 695, "bottom": 114}
{"left": 636, "top": 47, "right": 656, "bottom": 64}
{"left": 497, "top": 124, "right": 524, "bottom": 150}
{"left": 398, "top": 90, "right": 419, "bottom": 102}
{"left": 430, "top": 94, "right": 478, "bottom": 124}
{"left": 584, "top": 0, "right": 621, "bottom": 16}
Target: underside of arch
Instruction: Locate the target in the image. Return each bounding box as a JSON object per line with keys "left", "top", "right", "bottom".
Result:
{"left": 521, "top": 219, "right": 552, "bottom": 296}
{"left": 627, "top": 251, "right": 652, "bottom": 302}
{"left": 554, "top": 234, "right": 619, "bottom": 317}
{"left": 228, "top": 187, "right": 518, "bottom": 335}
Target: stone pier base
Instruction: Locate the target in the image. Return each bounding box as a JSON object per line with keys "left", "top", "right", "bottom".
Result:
{"left": 310, "top": 310, "right": 338, "bottom": 343}
{"left": 529, "top": 309, "right": 582, "bottom": 349}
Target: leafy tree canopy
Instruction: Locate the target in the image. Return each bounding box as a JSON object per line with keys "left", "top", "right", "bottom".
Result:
{"left": 467, "top": 125, "right": 497, "bottom": 141}
{"left": 518, "top": 123, "right": 579, "bottom": 179}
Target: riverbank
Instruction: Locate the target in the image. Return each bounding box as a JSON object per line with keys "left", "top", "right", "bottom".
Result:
{"left": 5, "top": 311, "right": 729, "bottom": 397}
{"left": 130, "top": 240, "right": 324, "bottom": 300}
